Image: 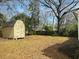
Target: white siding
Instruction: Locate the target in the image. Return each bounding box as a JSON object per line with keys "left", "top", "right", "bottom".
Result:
{"left": 14, "top": 20, "right": 25, "bottom": 38}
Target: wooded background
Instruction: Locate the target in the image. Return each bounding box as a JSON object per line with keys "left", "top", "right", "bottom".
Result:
{"left": 0, "top": 0, "right": 78, "bottom": 37}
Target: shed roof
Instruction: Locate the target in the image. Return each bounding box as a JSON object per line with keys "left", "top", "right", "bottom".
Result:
{"left": 3, "top": 20, "right": 17, "bottom": 28}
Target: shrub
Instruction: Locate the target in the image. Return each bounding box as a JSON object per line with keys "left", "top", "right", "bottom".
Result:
{"left": 60, "top": 23, "right": 78, "bottom": 37}
{"left": 43, "top": 25, "right": 53, "bottom": 31}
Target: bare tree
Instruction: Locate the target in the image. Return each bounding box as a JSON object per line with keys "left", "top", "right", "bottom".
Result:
{"left": 40, "top": 0, "right": 79, "bottom": 34}
{"left": 29, "top": 0, "right": 40, "bottom": 30}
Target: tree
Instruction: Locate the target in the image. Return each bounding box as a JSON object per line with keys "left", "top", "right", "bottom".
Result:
{"left": 0, "top": 13, "right": 6, "bottom": 27}
{"left": 58, "top": 12, "right": 78, "bottom": 37}
{"left": 0, "top": 13, "right": 6, "bottom": 37}
{"left": 40, "top": 0, "right": 79, "bottom": 34}
{"left": 72, "top": 11, "right": 78, "bottom": 21}
{"left": 29, "top": 0, "right": 40, "bottom": 30}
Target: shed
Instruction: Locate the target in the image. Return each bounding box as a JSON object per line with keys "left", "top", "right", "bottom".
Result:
{"left": 2, "top": 20, "right": 25, "bottom": 39}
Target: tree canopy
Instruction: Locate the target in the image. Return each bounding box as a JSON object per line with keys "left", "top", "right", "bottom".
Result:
{"left": 40, "top": 0, "right": 79, "bottom": 33}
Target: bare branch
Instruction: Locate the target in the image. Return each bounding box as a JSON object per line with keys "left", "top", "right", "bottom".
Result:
{"left": 69, "top": 1, "right": 79, "bottom": 10}
{"left": 40, "top": 0, "right": 51, "bottom": 8}
{"left": 61, "top": 8, "right": 79, "bottom": 19}
{"left": 61, "top": 0, "right": 79, "bottom": 18}
{"left": 17, "top": 0, "right": 27, "bottom": 7}
{"left": 60, "top": 0, "right": 74, "bottom": 12}
{"left": 49, "top": 0, "right": 58, "bottom": 7}
{"left": 40, "top": 0, "right": 58, "bottom": 17}
{"left": 72, "top": 12, "right": 78, "bottom": 21}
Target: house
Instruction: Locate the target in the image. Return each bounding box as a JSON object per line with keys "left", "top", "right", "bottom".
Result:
{"left": 2, "top": 20, "right": 25, "bottom": 39}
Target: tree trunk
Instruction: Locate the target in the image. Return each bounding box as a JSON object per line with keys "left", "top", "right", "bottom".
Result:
{"left": 78, "top": 14, "right": 79, "bottom": 40}
{"left": 57, "top": 16, "right": 61, "bottom": 34}
{"left": 52, "top": 17, "right": 54, "bottom": 31}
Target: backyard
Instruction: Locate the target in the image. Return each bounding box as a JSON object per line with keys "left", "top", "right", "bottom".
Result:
{"left": 0, "top": 35, "right": 78, "bottom": 59}
{"left": 0, "top": 0, "right": 78, "bottom": 59}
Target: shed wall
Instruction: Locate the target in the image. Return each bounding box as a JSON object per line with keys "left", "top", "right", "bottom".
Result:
{"left": 2, "top": 27, "right": 14, "bottom": 38}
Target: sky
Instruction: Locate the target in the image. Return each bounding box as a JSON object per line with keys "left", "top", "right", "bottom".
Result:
{"left": 0, "top": 0, "right": 57, "bottom": 24}
{"left": 0, "top": 0, "right": 79, "bottom": 24}
{"left": 0, "top": 0, "right": 29, "bottom": 21}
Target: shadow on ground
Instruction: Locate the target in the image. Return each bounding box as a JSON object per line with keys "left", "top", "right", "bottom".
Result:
{"left": 42, "top": 37, "right": 79, "bottom": 59}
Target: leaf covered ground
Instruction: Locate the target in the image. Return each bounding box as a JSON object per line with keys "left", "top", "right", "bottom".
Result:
{"left": 0, "top": 35, "right": 77, "bottom": 59}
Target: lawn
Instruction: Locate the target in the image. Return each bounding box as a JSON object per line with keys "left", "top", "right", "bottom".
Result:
{"left": 0, "top": 35, "right": 78, "bottom": 59}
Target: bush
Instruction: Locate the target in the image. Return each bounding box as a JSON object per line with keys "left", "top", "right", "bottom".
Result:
{"left": 59, "top": 23, "right": 78, "bottom": 37}
{"left": 35, "top": 31, "right": 54, "bottom": 35}
{"left": 43, "top": 25, "right": 53, "bottom": 31}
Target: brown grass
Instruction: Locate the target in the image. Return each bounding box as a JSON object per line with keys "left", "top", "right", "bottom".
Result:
{"left": 0, "top": 35, "right": 77, "bottom": 59}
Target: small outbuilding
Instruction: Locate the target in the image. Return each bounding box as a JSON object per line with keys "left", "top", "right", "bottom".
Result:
{"left": 2, "top": 20, "right": 25, "bottom": 39}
